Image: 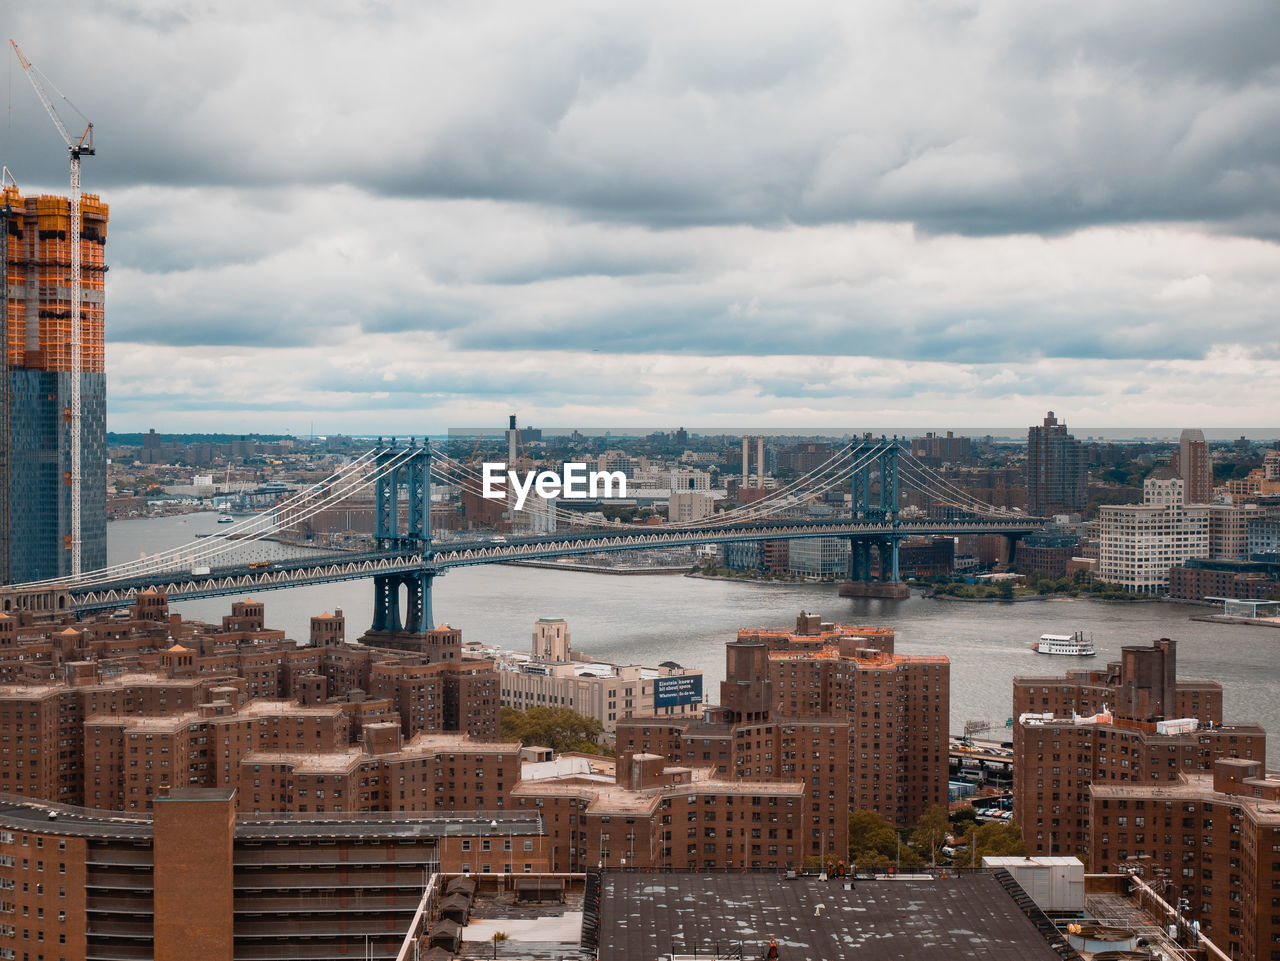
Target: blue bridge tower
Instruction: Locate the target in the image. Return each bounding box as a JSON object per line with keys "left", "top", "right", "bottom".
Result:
{"left": 369, "top": 439, "right": 437, "bottom": 636}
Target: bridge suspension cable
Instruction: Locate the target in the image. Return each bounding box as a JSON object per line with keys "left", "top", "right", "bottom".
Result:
{"left": 41, "top": 451, "right": 395, "bottom": 589}
{"left": 433, "top": 439, "right": 896, "bottom": 533}
{"left": 672, "top": 437, "right": 912, "bottom": 529}
{"left": 428, "top": 451, "right": 623, "bottom": 531}
{"left": 664, "top": 440, "right": 867, "bottom": 529}
{"left": 895, "top": 451, "right": 1028, "bottom": 519}
{"left": 19, "top": 446, "right": 409, "bottom": 589}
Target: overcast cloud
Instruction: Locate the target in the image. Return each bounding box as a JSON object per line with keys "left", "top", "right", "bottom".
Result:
{"left": 4, "top": 0, "right": 1278, "bottom": 432}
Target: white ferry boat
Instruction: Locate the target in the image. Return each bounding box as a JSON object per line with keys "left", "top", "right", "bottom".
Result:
{"left": 1033, "top": 631, "right": 1096, "bottom": 656}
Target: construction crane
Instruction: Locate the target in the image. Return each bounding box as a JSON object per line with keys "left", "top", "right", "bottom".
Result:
{"left": 9, "top": 39, "right": 95, "bottom": 576}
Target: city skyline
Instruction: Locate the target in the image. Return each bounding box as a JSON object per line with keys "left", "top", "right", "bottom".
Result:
{"left": 4, "top": 1, "right": 1279, "bottom": 432}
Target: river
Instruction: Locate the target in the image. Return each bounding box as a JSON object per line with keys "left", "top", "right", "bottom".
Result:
{"left": 109, "top": 512, "right": 1280, "bottom": 765}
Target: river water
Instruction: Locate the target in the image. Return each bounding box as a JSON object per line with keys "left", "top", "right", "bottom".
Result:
{"left": 110, "top": 512, "right": 1280, "bottom": 765}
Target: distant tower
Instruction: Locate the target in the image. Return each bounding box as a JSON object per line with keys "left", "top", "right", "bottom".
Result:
{"left": 532, "top": 618, "right": 571, "bottom": 662}
{"left": 1176, "top": 429, "right": 1212, "bottom": 504}
{"left": 1, "top": 182, "right": 109, "bottom": 583}
{"left": 1026, "top": 411, "right": 1086, "bottom": 517}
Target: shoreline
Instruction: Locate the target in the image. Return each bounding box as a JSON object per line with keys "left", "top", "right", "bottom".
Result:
{"left": 506, "top": 560, "right": 690, "bottom": 576}
{"left": 1190, "top": 614, "right": 1280, "bottom": 630}
{"left": 685, "top": 571, "right": 828, "bottom": 587}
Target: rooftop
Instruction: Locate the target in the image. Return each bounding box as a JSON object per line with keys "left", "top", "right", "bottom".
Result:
{"left": 0, "top": 795, "right": 543, "bottom": 841}
{"left": 599, "top": 871, "right": 1070, "bottom": 961}
{"left": 512, "top": 765, "right": 804, "bottom": 815}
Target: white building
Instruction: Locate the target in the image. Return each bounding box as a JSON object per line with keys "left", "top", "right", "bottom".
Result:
{"left": 1097, "top": 477, "right": 1210, "bottom": 593}
{"left": 491, "top": 618, "right": 705, "bottom": 731}
{"left": 511, "top": 494, "right": 557, "bottom": 534}
{"left": 1143, "top": 475, "right": 1184, "bottom": 507}
{"left": 1266, "top": 450, "right": 1280, "bottom": 482}
{"left": 1207, "top": 503, "right": 1264, "bottom": 559}
{"left": 668, "top": 490, "right": 714, "bottom": 523}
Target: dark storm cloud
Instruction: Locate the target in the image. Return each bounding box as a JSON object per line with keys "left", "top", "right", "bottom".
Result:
{"left": 6, "top": 0, "right": 1277, "bottom": 237}
{"left": 8, "top": 1, "right": 1279, "bottom": 430}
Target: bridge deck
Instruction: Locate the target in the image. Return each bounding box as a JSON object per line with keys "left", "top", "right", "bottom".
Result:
{"left": 7, "top": 516, "right": 1042, "bottom": 614}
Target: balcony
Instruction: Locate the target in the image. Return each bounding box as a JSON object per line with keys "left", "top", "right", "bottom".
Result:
{"left": 86, "top": 848, "right": 153, "bottom": 868}
{"left": 231, "top": 939, "right": 404, "bottom": 961}
{"left": 85, "top": 870, "right": 154, "bottom": 892}
{"left": 231, "top": 867, "right": 428, "bottom": 890}
{"left": 234, "top": 916, "right": 411, "bottom": 938}
{"left": 85, "top": 896, "right": 155, "bottom": 916}
{"left": 86, "top": 918, "right": 153, "bottom": 939}
{"left": 234, "top": 894, "right": 421, "bottom": 915}
{"left": 85, "top": 948, "right": 155, "bottom": 961}
{"left": 234, "top": 847, "right": 435, "bottom": 868}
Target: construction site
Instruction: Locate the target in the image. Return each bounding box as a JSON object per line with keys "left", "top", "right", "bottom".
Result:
{"left": 1, "top": 40, "right": 108, "bottom": 585}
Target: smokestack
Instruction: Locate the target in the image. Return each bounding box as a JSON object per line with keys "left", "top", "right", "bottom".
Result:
{"left": 742, "top": 436, "right": 749, "bottom": 487}
{"left": 758, "top": 436, "right": 765, "bottom": 483}
{"left": 508, "top": 415, "right": 517, "bottom": 464}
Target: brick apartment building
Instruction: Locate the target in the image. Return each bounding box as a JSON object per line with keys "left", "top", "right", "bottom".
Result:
{"left": 0, "top": 788, "right": 542, "bottom": 961}
{"left": 1167, "top": 559, "right": 1280, "bottom": 603}
{"left": 618, "top": 613, "right": 949, "bottom": 829}
{"left": 1089, "top": 757, "right": 1280, "bottom": 961}
{"left": 1012, "top": 639, "right": 1265, "bottom": 862}
{"left": 511, "top": 751, "right": 811, "bottom": 874}
{"left": 0, "top": 601, "right": 914, "bottom": 957}
{"left": 0, "top": 593, "right": 502, "bottom": 813}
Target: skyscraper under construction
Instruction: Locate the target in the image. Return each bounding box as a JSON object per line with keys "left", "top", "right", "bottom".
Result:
{"left": 1, "top": 182, "right": 108, "bottom": 583}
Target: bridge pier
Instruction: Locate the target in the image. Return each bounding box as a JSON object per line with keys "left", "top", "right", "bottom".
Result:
{"left": 841, "top": 438, "right": 910, "bottom": 598}
{"left": 404, "top": 570, "right": 435, "bottom": 634}
{"left": 371, "top": 570, "right": 437, "bottom": 635}
{"left": 368, "top": 440, "right": 438, "bottom": 639}
{"left": 371, "top": 574, "right": 403, "bottom": 633}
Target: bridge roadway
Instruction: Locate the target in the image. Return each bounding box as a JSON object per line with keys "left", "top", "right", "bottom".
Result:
{"left": 67, "top": 515, "right": 1040, "bottom": 613}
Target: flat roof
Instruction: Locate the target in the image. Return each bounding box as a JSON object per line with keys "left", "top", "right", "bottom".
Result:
{"left": 599, "top": 871, "right": 1069, "bottom": 961}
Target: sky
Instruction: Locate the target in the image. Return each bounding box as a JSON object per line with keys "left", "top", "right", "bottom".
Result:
{"left": 4, "top": 0, "right": 1279, "bottom": 435}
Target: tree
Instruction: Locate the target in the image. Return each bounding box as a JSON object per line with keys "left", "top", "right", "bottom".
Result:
{"left": 960, "top": 821, "right": 1026, "bottom": 862}
{"left": 950, "top": 805, "right": 979, "bottom": 840}
{"left": 500, "top": 706, "right": 608, "bottom": 755}
{"left": 910, "top": 804, "right": 950, "bottom": 864}
{"left": 848, "top": 810, "right": 921, "bottom": 870}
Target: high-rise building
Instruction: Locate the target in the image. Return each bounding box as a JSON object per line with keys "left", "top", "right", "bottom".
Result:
{"left": 1, "top": 184, "right": 109, "bottom": 583}
{"left": 619, "top": 614, "right": 949, "bottom": 829}
{"left": 1097, "top": 476, "right": 1210, "bottom": 593}
{"left": 1175, "top": 427, "right": 1212, "bottom": 504}
{"left": 1026, "top": 411, "right": 1086, "bottom": 517}
{"left": 1012, "top": 638, "right": 1264, "bottom": 862}
{"left": 1089, "top": 758, "right": 1280, "bottom": 961}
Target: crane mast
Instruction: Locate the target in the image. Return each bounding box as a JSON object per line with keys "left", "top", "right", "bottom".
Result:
{"left": 9, "top": 39, "right": 95, "bottom": 577}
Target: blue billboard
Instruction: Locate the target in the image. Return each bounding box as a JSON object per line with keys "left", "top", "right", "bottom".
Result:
{"left": 654, "top": 675, "right": 703, "bottom": 708}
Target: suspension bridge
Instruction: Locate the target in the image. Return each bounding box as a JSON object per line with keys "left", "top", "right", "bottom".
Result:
{"left": 2, "top": 437, "right": 1043, "bottom": 635}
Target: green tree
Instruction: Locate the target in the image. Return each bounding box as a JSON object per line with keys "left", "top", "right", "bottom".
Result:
{"left": 950, "top": 805, "right": 979, "bottom": 840}
{"left": 847, "top": 810, "right": 921, "bottom": 870}
{"left": 499, "top": 706, "right": 608, "bottom": 755}
{"left": 910, "top": 804, "right": 950, "bottom": 864}
{"left": 959, "top": 821, "right": 1027, "bottom": 862}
